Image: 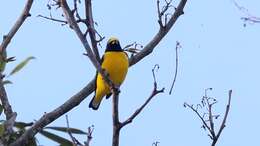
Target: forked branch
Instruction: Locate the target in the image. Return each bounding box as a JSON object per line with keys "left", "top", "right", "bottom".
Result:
{"left": 184, "top": 89, "right": 232, "bottom": 146}
{"left": 121, "top": 65, "right": 164, "bottom": 128}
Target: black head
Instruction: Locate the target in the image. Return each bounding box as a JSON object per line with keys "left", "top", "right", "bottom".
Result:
{"left": 105, "top": 37, "right": 123, "bottom": 52}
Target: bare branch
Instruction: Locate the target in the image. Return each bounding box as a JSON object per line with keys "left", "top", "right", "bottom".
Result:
{"left": 212, "top": 90, "right": 232, "bottom": 146}
{"left": 65, "top": 115, "right": 83, "bottom": 146}
{"left": 120, "top": 65, "right": 164, "bottom": 128}
{"left": 111, "top": 90, "right": 120, "bottom": 146}
{"left": 37, "top": 14, "right": 68, "bottom": 24}
{"left": 232, "top": 0, "right": 260, "bottom": 25}
{"left": 0, "top": 0, "right": 34, "bottom": 53}
{"left": 59, "top": 0, "right": 116, "bottom": 91}
{"left": 85, "top": 0, "right": 101, "bottom": 62}
{"left": 10, "top": 79, "right": 95, "bottom": 146}
{"left": 129, "top": 0, "right": 187, "bottom": 66}
{"left": 169, "top": 41, "right": 181, "bottom": 94}
{"left": 183, "top": 102, "right": 212, "bottom": 134}
{"left": 0, "top": 73, "right": 13, "bottom": 120}
{"left": 84, "top": 125, "right": 94, "bottom": 146}
{"left": 184, "top": 89, "right": 232, "bottom": 146}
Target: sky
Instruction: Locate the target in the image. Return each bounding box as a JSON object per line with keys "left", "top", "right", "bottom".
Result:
{"left": 1, "top": 0, "right": 260, "bottom": 146}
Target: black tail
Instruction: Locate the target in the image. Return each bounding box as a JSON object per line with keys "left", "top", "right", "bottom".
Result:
{"left": 89, "top": 97, "right": 99, "bottom": 110}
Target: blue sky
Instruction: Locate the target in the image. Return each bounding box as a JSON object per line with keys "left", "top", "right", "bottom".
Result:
{"left": 1, "top": 0, "right": 260, "bottom": 145}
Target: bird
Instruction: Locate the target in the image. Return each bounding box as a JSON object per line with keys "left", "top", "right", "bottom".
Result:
{"left": 89, "top": 37, "right": 129, "bottom": 110}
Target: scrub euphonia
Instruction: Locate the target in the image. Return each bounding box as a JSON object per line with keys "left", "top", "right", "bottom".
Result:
{"left": 89, "top": 37, "right": 129, "bottom": 110}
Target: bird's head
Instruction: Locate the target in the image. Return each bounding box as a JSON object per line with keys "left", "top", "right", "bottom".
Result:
{"left": 105, "top": 37, "right": 122, "bottom": 52}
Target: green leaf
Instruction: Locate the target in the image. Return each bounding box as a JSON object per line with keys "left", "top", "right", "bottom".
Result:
{"left": 39, "top": 130, "right": 73, "bottom": 146}
{"left": 45, "top": 126, "right": 87, "bottom": 134}
{"left": 0, "top": 104, "right": 3, "bottom": 115}
{"left": 2, "top": 80, "right": 13, "bottom": 85}
{"left": 9, "top": 56, "right": 35, "bottom": 76}
{"left": 14, "top": 121, "right": 33, "bottom": 129}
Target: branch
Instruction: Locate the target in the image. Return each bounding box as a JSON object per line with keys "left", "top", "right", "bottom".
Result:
{"left": 121, "top": 65, "right": 164, "bottom": 128}
{"left": 59, "top": 0, "right": 116, "bottom": 91}
{"left": 184, "top": 89, "right": 232, "bottom": 146}
{"left": 169, "top": 41, "right": 181, "bottom": 94}
{"left": 84, "top": 125, "right": 94, "bottom": 146}
{"left": 212, "top": 90, "right": 232, "bottom": 146}
{"left": 65, "top": 115, "right": 83, "bottom": 146}
{"left": 111, "top": 90, "right": 120, "bottom": 146}
{"left": 37, "top": 14, "right": 68, "bottom": 24}
{"left": 85, "top": 0, "right": 101, "bottom": 62}
{"left": 232, "top": 0, "right": 260, "bottom": 25}
{"left": 129, "top": 0, "right": 187, "bottom": 66}
{"left": 0, "top": 0, "right": 34, "bottom": 53}
{"left": 183, "top": 102, "right": 213, "bottom": 134}
{"left": 10, "top": 79, "right": 95, "bottom": 146}
{"left": 0, "top": 73, "right": 13, "bottom": 120}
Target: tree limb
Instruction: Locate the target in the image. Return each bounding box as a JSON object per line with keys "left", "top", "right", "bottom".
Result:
{"left": 10, "top": 79, "right": 95, "bottom": 146}
{"left": 85, "top": 0, "right": 101, "bottom": 62}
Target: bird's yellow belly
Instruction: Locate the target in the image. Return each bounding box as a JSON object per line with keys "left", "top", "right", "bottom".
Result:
{"left": 95, "top": 52, "right": 128, "bottom": 98}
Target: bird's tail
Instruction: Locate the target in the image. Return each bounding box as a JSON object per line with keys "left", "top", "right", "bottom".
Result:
{"left": 89, "top": 96, "right": 100, "bottom": 110}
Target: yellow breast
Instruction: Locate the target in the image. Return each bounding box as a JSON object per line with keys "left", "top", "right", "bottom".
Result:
{"left": 95, "top": 51, "right": 129, "bottom": 99}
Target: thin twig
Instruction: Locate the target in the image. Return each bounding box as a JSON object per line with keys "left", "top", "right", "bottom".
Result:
{"left": 65, "top": 115, "right": 83, "bottom": 146}
{"left": 184, "top": 103, "right": 212, "bottom": 134}
{"left": 120, "top": 65, "right": 164, "bottom": 128}
{"left": 232, "top": 0, "right": 260, "bottom": 25}
{"left": 169, "top": 41, "right": 180, "bottom": 94}
{"left": 184, "top": 89, "right": 232, "bottom": 146}
{"left": 37, "top": 14, "right": 68, "bottom": 24}
{"left": 84, "top": 125, "right": 94, "bottom": 146}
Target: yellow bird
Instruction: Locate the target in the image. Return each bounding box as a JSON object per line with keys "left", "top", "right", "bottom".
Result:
{"left": 89, "top": 37, "right": 129, "bottom": 110}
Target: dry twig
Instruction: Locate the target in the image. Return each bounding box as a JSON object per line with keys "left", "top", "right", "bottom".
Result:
{"left": 169, "top": 41, "right": 181, "bottom": 94}
{"left": 184, "top": 89, "right": 232, "bottom": 146}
